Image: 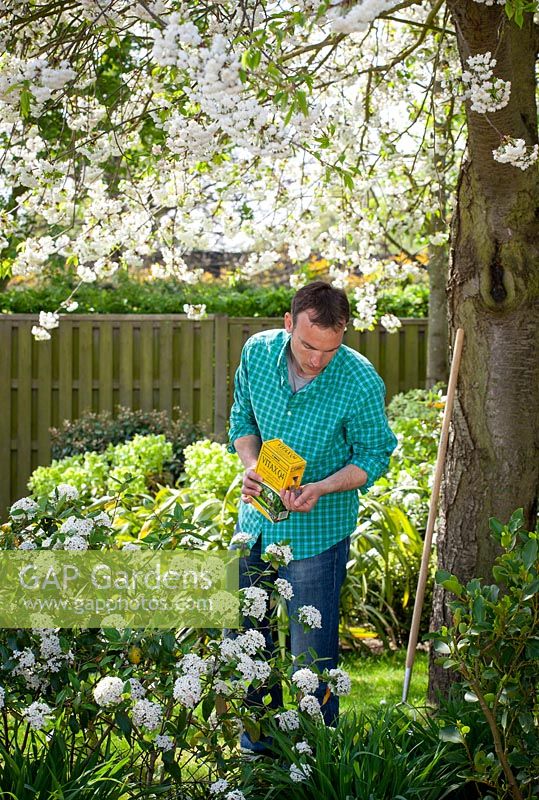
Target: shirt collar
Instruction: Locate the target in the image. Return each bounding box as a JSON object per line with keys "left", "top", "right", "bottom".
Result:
{"left": 277, "top": 330, "right": 344, "bottom": 390}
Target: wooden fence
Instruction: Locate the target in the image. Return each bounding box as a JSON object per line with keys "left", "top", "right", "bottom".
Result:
{"left": 0, "top": 314, "right": 428, "bottom": 513}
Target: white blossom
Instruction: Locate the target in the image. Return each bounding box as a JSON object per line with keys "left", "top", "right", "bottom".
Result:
{"left": 210, "top": 778, "right": 229, "bottom": 795}
{"left": 327, "top": 668, "right": 352, "bottom": 696}
{"left": 224, "top": 790, "right": 246, "bottom": 800}
{"left": 128, "top": 678, "right": 146, "bottom": 699}
{"left": 290, "top": 763, "right": 313, "bottom": 782}
{"left": 492, "top": 138, "right": 539, "bottom": 171}
{"left": 132, "top": 698, "right": 163, "bottom": 730}
{"left": 179, "top": 653, "right": 209, "bottom": 677}
{"left": 23, "top": 701, "right": 53, "bottom": 730}
{"left": 38, "top": 311, "right": 59, "bottom": 330}
{"left": 31, "top": 326, "right": 51, "bottom": 341}
{"left": 155, "top": 733, "right": 174, "bottom": 751}
{"left": 240, "top": 586, "right": 268, "bottom": 621}
{"left": 10, "top": 497, "right": 39, "bottom": 518}
{"left": 183, "top": 303, "right": 207, "bottom": 319}
{"left": 93, "top": 676, "right": 125, "bottom": 707}
{"left": 59, "top": 516, "right": 94, "bottom": 537}
{"left": 461, "top": 52, "right": 511, "bottom": 114}
{"left": 292, "top": 668, "right": 319, "bottom": 694}
{"left": 274, "top": 577, "right": 294, "bottom": 600}
{"left": 0, "top": 686, "right": 5, "bottom": 709}
{"left": 297, "top": 605, "right": 322, "bottom": 629}
{"left": 380, "top": 313, "right": 402, "bottom": 334}
{"left": 173, "top": 674, "right": 202, "bottom": 708}
{"left": 276, "top": 709, "right": 300, "bottom": 731}
{"left": 294, "top": 740, "right": 313, "bottom": 755}
{"left": 236, "top": 629, "right": 266, "bottom": 655}
{"left": 64, "top": 534, "right": 89, "bottom": 550}
{"left": 53, "top": 483, "right": 79, "bottom": 501}
{"left": 264, "top": 543, "right": 293, "bottom": 565}
{"left": 299, "top": 694, "right": 322, "bottom": 716}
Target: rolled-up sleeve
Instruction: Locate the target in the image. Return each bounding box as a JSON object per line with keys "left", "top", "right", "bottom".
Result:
{"left": 345, "top": 375, "right": 398, "bottom": 493}
{"left": 227, "top": 344, "right": 261, "bottom": 453}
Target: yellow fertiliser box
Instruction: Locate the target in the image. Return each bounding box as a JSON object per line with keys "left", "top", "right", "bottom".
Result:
{"left": 252, "top": 438, "right": 306, "bottom": 523}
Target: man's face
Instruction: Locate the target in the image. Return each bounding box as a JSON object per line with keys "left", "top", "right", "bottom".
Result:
{"left": 284, "top": 310, "right": 345, "bottom": 378}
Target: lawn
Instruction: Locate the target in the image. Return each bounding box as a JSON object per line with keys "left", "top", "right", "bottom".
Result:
{"left": 340, "top": 649, "right": 429, "bottom": 713}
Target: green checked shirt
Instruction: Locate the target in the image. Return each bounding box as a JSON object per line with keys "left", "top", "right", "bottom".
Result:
{"left": 228, "top": 329, "right": 397, "bottom": 559}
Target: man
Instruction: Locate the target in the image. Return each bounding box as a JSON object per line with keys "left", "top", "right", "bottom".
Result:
{"left": 228, "top": 281, "right": 397, "bottom": 748}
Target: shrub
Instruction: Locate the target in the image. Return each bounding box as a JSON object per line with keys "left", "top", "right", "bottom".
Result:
{"left": 432, "top": 509, "right": 539, "bottom": 800}
{"left": 371, "top": 384, "right": 445, "bottom": 531}
{"left": 340, "top": 498, "right": 428, "bottom": 647}
{"left": 1, "top": 271, "right": 429, "bottom": 317}
{"left": 29, "top": 434, "right": 173, "bottom": 497}
{"left": 50, "top": 406, "right": 202, "bottom": 483}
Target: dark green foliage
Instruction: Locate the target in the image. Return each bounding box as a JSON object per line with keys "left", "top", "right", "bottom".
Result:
{"left": 0, "top": 731, "right": 146, "bottom": 800}
{"left": 1, "top": 272, "right": 429, "bottom": 317}
{"left": 432, "top": 510, "right": 539, "bottom": 799}
{"left": 242, "top": 706, "right": 466, "bottom": 800}
{"left": 50, "top": 406, "right": 203, "bottom": 484}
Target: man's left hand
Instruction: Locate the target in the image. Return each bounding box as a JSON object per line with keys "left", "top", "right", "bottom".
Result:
{"left": 280, "top": 483, "right": 323, "bottom": 513}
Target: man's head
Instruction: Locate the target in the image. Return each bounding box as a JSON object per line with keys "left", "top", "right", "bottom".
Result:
{"left": 284, "top": 281, "right": 349, "bottom": 378}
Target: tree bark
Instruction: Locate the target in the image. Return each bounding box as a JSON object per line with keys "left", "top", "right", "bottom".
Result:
{"left": 427, "top": 244, "right": 449, "bottom": 386}
{"left": 429, "top": 4, "right": 539, "bottom": 699}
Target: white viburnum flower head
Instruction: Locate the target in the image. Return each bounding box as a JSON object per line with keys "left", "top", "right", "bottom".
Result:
{"left": 274, "top": 577, "right": 294, "bottom": 600}
{"left": 276, "top": 708, "right": 300, "bottom": 731}
{"left": 53, "top": 483, "right": 79, "bottom": 501}
{"left": 93, "top": 676, "right": 125, "bottom": 707}
{"left": 0, "top": 686, "right": 5, "bottom": 709}
{"left": 299, "top": 694, "right": 322, "bottom": 716}
{"left": 155, "top": 733, "right": 174, "bottom": 751}
{"left": 31, "top": 325, "right": 52, "bottom": 341}
{"left": 10, "top": 497, "right": 39, "bottom": 518}
{"left": 23, "top": 701, "right": 53, "bottom": 729}
{"left": 132, "top": 698, "right": 163, "bottom": 730}
{"left": 327, "top": 668, "right": 352, "bottom": 696}
{"left": 173, "top": 674, "right": 202, "bottom": 708}
{"left": 209, "top": 778, "right": 229, "bottom": 795}
{"left": 263, "top": 543, "right": 293, "bottom": 565}
{"left": 240, "top": 586, "right": 268, "bottom": 621}
{"left": 292, "top": 668, "right": 319, "bottom": 694}
{"left": 297, "top": 605, "right": 322, "bottom": 629}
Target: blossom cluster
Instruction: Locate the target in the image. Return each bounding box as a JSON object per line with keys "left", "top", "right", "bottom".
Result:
{"left": 492, "top": 137, "right": 539, "bottom": 171}
{"left": 461, "top": 52, "right": 511, "bottom": 115}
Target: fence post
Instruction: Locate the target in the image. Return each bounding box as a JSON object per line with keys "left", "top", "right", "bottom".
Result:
{"left": 214, "top": 314, "right": 228, "bottom": 436}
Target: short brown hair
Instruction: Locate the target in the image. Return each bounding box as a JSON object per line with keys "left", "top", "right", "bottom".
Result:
{"left": 291, "top": 281, "right": 349, "bottom": 331}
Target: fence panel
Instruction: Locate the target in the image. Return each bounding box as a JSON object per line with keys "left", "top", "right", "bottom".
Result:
{"left": 0, "top": 314, "right": 428, "bottom": 514}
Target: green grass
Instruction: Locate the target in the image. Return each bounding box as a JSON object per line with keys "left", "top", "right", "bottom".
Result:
{"left": 340, "top": 648, "right": 429, "bottom": 713}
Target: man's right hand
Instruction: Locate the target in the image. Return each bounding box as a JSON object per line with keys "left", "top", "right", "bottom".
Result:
{"left": 241, "top": 467, "right": 263, "bottom": 504}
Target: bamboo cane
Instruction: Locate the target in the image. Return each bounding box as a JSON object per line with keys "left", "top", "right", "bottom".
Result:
{"left": 402, "top": 328, "right": 465, "bottom": 703}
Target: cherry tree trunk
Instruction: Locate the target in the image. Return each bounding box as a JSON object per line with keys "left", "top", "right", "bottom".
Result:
{"left": 429, "top": 4, "right": 539, "bottom": 698}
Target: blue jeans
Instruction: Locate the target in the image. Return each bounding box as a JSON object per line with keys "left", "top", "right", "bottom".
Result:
{"left": 236, "top": 534, "right": 350, "bottom": 749}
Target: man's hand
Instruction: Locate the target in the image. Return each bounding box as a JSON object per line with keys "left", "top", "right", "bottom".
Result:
{"left": 280, "top": 483, "right": 324, "bottom": 513}
{"left": 241, "top": 467, "right": 263, "bottom": 504}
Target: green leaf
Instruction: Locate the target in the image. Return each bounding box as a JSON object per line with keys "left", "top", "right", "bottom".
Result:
{"left": 115, "top": 710, "right": 132, "bottom": 743}
{"left": 20, "top": 88, "right": 31, "bottom": 119}
{"left": 472, "top": 595, "right": 486, "bottom": 623}
{"left": 508, "top": 507, "right": 524, "bottom": 533}
{"left": 434, "top": 641, "right": 451, "bottom": 655}
{"left": 521, "top": 537, "right": 537, "bottom": 570}
{"left": 525, "top": 637, "right": 539, "bottom": 658}
{"left": 439, "top": 726, "right": 464, "bottom": 744}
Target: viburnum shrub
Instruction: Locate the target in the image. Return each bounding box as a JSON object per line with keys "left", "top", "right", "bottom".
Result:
{"left": 432, "top": 509, "right": 539, "bottom": 800}
{"left": 1, "top": 485, "right": 352, "bottom": 799}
